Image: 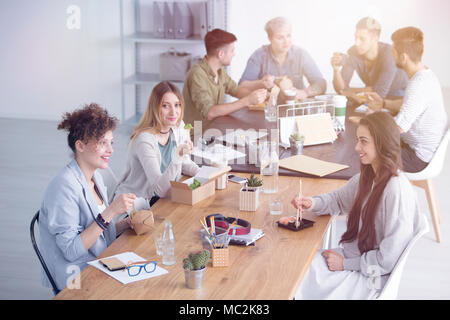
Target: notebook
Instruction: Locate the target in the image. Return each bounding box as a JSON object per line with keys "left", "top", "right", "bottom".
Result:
{"left": 279, "top": 154, "right": 349, "bottom": 177}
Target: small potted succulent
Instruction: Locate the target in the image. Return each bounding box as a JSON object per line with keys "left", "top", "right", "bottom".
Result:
{"left": 183, "top": 250, "right": 210, "bottom": 289}
{"left": 240, "top": 174, "right": 263, "bottom": 211}
{"left": 289, "top": 132, "right": 305, "bottom": 155}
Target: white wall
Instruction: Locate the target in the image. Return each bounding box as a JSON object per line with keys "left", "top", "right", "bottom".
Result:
{"left": 0, "top": 0, "right": 123, "bottom": 121}
{"left": 227, "top": 0, "right": 450, "bottom": 92}
{"left": 1, "top": 0, "right": 449, "bottom": 121}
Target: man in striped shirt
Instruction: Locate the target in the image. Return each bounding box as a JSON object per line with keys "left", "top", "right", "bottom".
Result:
{"left": 367, "top": 27, "right": 448, "bottom": 173}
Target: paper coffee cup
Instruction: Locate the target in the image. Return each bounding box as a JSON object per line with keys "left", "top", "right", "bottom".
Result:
{"left": 333, "top": 95, "right": 347, "bottom": 127}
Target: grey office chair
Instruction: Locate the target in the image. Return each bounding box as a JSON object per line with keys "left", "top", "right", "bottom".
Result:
{"left": 30, "top": 211, "right": 60, "bottom": 295}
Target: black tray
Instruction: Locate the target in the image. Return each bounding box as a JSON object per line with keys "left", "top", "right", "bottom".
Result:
{"left": 276, "top": 219, "right": 315, "bottom": 231}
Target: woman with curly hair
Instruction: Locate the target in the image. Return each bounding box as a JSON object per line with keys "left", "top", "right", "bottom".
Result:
{"left": 39, "top": 103, "right": 136, "bottom": 292}
{"left": 291, "top": 112, "right": 427, "bottom": 299}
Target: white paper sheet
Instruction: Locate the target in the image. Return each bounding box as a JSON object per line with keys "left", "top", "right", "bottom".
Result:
{"left": 87, "top": 251, "right": 168, "bottom": 285}
{"left": 192, "top": 144, "right": 246, "bottom": 164}
{"left": 217, "top": 129, "right": 268, "bottom": 147}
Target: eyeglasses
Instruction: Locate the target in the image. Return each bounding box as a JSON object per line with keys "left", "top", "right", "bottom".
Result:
{"left": 124, "top": 260, "right": 157, "bottom": 277}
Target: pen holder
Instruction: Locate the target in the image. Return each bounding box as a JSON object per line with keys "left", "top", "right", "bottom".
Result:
{"left": 212, "top": 248, "right": 229, "bottom": 267}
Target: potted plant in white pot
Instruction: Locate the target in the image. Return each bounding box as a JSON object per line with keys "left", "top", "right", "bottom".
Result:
{"left": 183, "top": 250, "right": 210, "bottom": 289}
{"left": 239, "top": 174, "right": 263, "bottom": 211}
{"left": 289, "top": 132, "right": 305, "bottom": 155}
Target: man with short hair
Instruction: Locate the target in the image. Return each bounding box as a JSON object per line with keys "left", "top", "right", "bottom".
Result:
{"left": 239, "top": 17, "right": 326, "bottom": 100}
{"left": 367, "top": 27, "right": 448, "bottom": 172}
{"left": 332, "top": 17, "right": 408, "bottom": 98}
{"left": 183, "top": 29, "right": 267, "bottom": 130}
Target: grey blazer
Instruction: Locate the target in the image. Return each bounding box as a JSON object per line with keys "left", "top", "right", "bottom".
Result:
{"left": 39, "top": 159, "right": 117, "bottom": 291}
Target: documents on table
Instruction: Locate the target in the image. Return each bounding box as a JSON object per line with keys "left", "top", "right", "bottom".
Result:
{"left": 192, "top": 143, "right": 246, "bottom": 164}
{"left": 88, "top": 252, "right": 168, "bottom": 285}
{"left": 279, "top": 154, "right": 349, "bottom": 177}
{"left": 216, "top": 129, "right": 268, "bottom": 147}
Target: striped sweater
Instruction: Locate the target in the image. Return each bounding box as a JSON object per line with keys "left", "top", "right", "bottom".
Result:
{"left": 395, "top": 69, "right": 448, "bottom": 162}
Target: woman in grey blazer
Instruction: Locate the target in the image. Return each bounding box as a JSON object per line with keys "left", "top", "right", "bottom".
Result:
{"left": 39, "top": 104, "right": 136, "bottom": 292}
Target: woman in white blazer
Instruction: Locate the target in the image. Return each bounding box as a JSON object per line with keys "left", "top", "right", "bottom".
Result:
{"left": 113, "top": 81, "right": 200, "bottom": 205}
{"left": 39, "top": 104, "right": 136, "bottom": 292}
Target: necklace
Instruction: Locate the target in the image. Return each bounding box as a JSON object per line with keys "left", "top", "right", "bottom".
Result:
{"left": 160, "top": 129, "right": 170, "bottom": 134}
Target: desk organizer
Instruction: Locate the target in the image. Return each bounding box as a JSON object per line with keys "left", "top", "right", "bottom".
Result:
{"left": 212, "top": 248, "right": 229, "bottom": 267}
{"left": 277, "top": 219, "right": 315, "bottom": 231}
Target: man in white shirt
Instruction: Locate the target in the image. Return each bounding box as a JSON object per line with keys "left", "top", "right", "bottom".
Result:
{"left": 367, "top": 27, "right": 448, "bottom": 172}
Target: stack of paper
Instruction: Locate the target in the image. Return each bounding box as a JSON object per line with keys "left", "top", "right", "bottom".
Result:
{"left": 230, "top": 228, "right": 264, "bottom": 246}
{"left": 191, "top": 143, "right": 246, "bottom": 165}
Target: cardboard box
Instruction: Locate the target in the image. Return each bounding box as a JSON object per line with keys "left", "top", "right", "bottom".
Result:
{"left": 170, "top": 165, "right": 231, "bottom": 205}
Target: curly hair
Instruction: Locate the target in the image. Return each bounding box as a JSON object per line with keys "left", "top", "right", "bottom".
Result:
{"left": 57, "top": 103, "right": 118, "bottom": 153}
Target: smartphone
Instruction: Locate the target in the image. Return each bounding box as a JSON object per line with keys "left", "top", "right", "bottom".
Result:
{"left": 99, "top": 257, "right": 126, "bottom": 271}
{"left": 228, "top": 174, "right": 247, "bottom": 184}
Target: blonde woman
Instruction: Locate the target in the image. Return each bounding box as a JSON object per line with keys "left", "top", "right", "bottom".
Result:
{"left": 113, "top": 81, "right": 199, "bottom": 206}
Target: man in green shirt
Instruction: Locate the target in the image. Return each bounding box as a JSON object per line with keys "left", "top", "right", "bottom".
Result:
{"left": 183, "top": 28, "right": 270, "bottom": 132}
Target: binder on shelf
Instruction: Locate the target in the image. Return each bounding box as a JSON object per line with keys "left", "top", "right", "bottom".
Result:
{"left": 153, "top": 2, "right": 165, "bottom": 38}
{"left": 199, "top": 1, "right": 208, "bottom": 39}
{"left": 174, "top": 1, "right": 193, "bottom": 39}
{"left": 164, "top": 2, "right": 175, "bottom": 39}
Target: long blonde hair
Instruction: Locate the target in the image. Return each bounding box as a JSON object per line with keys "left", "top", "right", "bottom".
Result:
{"left": 130, "top": 81, "right": 184, "bottom": 142}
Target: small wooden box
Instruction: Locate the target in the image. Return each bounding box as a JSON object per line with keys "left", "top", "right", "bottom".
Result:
{"left": 170, "top": 166, "right": 231, "bottom": 205}
{"left": 212, "top": 248, "right": 229, "bottom": 267}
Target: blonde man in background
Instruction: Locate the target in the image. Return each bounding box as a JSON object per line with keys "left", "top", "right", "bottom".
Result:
{"left": 239, "top": 16, "right": 326, "bottom": 100}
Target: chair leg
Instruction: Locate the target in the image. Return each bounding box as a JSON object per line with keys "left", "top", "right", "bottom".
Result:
{"left": 411, "top": 179, "right": 442, "bottom": 243}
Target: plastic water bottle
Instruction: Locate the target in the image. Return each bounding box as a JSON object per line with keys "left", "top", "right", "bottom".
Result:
{"left": 162, "top": 220, "right": 176, "bottom": 266}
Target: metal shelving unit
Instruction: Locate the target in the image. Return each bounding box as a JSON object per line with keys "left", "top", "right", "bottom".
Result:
{"left": 119, "top": 0, "right": 228, "bottom": 121}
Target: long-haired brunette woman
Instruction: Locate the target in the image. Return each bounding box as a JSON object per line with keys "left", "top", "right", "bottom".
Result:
{"left": 113, "top": 81, "right": 199, "bottom": 206}
{"left": 291, "top": 112, "right": 427, "bottom": 299}
{"left": 39, "top": 104, "right": 136, "bottom": 292}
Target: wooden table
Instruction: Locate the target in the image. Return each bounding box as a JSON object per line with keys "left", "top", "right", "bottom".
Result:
{"left": 55, "top": 175, "right": 347, "bottom": 300}
{"left": 207, "top": 103, "right": 361, "bottom": 180}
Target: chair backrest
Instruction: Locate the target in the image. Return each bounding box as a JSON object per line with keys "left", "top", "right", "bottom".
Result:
{"left": 377, "top": 219, "right": 430, "bottom": 300}
{"left": 98, "top": 166, "right": 119, "bottom": 202}
{"left": 30, "top": 211, "right": 60, "bottom": 295}
{"left": 405, "top": 126, "right": 450, "bottom": 180}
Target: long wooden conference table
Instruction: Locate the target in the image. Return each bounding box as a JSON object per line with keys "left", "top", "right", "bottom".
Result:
{"left": 55, "top": 102, "right": 360, "bottom": 300}
{"left": 55, "top": 175, "right": 347, "bottom": 300}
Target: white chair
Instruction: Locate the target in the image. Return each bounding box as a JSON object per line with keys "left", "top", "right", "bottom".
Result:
{"left": 404, "top": 127, "right": 450, "bottom": 243}
{"left": 377, "top": 218, "right": 430, "bottom": 300}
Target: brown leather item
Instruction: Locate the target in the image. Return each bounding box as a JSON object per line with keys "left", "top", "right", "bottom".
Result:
{"left": 130, "top": 209, "right": 154, "bottom": 235}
